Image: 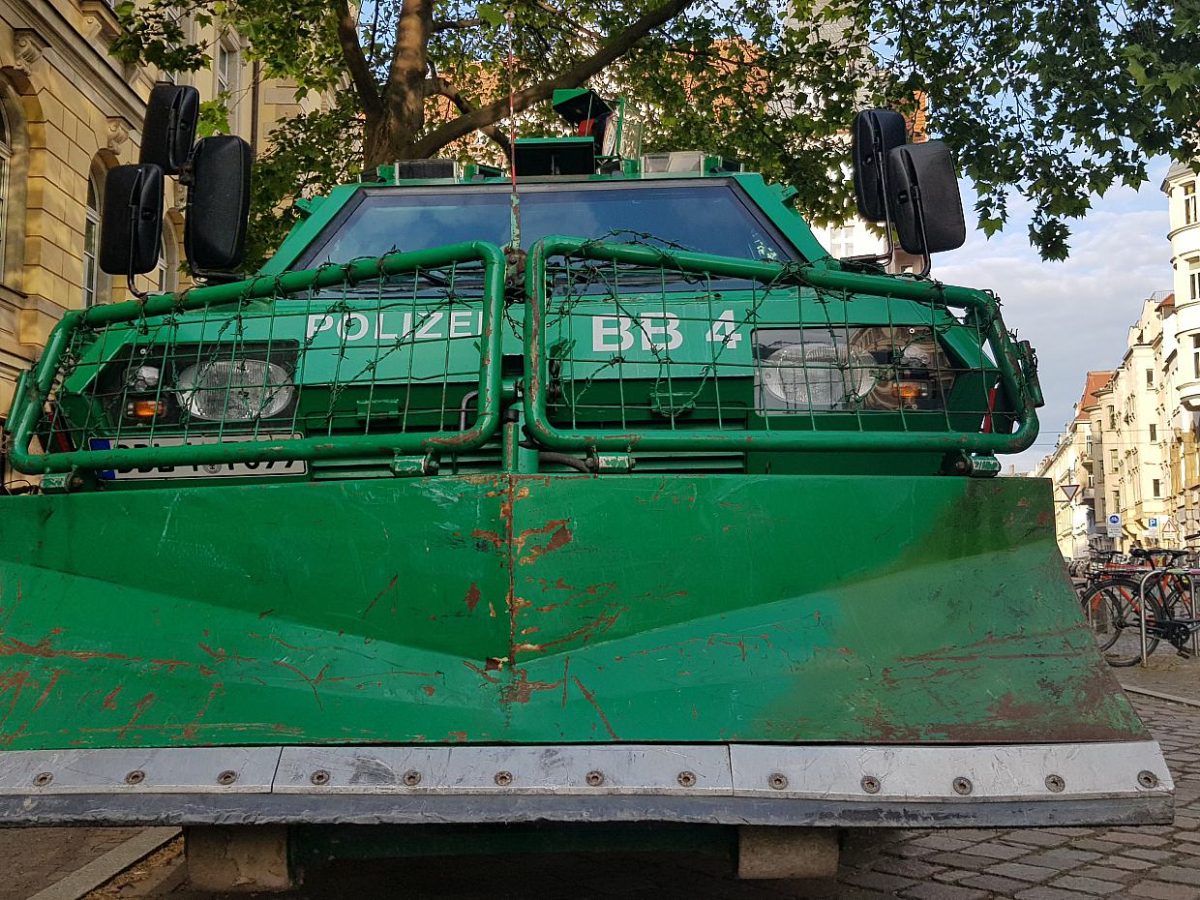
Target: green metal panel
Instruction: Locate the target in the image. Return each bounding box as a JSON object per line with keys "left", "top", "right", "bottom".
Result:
{"left": 0, "top": 474, "right": 1141, "bottom": 749}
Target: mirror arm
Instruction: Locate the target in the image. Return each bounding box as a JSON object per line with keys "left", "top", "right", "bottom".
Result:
{"left": 847, "top": 128, "right": 897, "bottom": 268}
{"left": 124, "top": 169, "right": 148, "bottom": 301}
{"left": 910, "top": 182, "right": 933, "bottom": 278}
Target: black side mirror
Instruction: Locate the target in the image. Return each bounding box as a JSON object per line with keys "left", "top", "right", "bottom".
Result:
{"left": 852, "top": 109, "right": 906, "bottom": 222}
{"left": 184, "top": 136, "right": 252, "bottom": 274}
{"left": 140, "top": 84, "right": 199, "bottom": 176}
{"left": 99, "top": 164, "right": 164, "bottom": 277}
{"left": 886, "top": 141, "right": 966, "bottom": 255}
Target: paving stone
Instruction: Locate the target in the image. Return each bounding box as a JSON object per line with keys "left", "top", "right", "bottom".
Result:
{"left": 1014, "top": 888, "right": 1095, "bottom": 900}
{"left": 1038, "top": 828, "right": 1096, "bottom": 837}
{"left": 1157, "top": 866, "right": 1200, "bottom": 886}
{"left": 840, "top": 869, "right": 916, "bottom": 892}
{"left": 1071, "top": 838, "right": 1128, "bottom": 852}
{"left": 958, "top": 873, "right": 1029, "bottom": 892}
{"left": 1129, "top": 883, "right": 1200, "bottom": 900}
{"left": 1071, "top": 864, "right": 1140, "bottom": 882}
{"left": 1002, "top": 830, "right": 1074, "bottom": 848}
{"left": 929, "top": 868, "right": 977, "bottom": 884}
{"left": 1123, "top": 848, "right": 1179, "bottom": 861}
{"left": 956, "top": 841, "right": 1029, "bottom": 861}
{"left": 867, "top": 856, "right": 944, "bottom": 880}
{"left": 900, "top": 883, "right": 988, "bottom": 900}
{"left": 984, "top": 861, "right": 1062, "bottom": 883}
{"left": 1051, "top": 874, "right": 1125, "bottom": 894}
{"left": 1107, "top": 855, "right": 1160, "bottom": 871}
{"left": 1100, "top": 831, "right": 1173, "bottom": 847}
{"left": 880, "top": 843, "right": 938, "bottom": 860}
{"left": 926, "top": 851, "right": 1005, "bottom": 872}
{"left": 910, "top": 835, "right": 977, "bottom": 852}
{"left": 1018, "top": 849, "right": 1102, "bottom": 868}
{"left": 952, "top": 829, "right": 1002, "bottom": 839}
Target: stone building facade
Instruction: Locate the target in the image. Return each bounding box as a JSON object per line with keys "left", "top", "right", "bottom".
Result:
{"left": 0, "top": 0, "right": 321, "bottom": 472}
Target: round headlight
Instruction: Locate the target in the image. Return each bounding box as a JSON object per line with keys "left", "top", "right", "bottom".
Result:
{"left": 762, "top": 343, "right": 876, "bottom": 409}
{"left": 176, "top": 359, "right": 294, "bottom": 421}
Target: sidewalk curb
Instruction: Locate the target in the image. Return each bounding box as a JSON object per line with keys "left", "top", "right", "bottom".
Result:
{"left": 26, "top": 827, "right": 180, "bottom": 900}
{"left": 1121, "top": 684, "right": 1200, "bottom": 708}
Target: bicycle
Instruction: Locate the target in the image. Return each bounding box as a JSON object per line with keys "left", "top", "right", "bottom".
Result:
{"left": 1080, "top": 548, "right": 1197, "bottom": 666}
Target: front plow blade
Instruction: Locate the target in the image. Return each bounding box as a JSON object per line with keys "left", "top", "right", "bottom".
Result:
{"left": 0, "top": 474, "right": 1172, "bottom": 825}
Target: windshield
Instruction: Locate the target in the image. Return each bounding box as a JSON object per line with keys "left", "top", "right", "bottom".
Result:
{"left": 294, "top": 180, "right": 796, "bottom": 268}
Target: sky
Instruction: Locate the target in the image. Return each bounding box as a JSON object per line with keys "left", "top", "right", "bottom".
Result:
{"left": 934, "top": 162, "right": 1173, "bottom": 476}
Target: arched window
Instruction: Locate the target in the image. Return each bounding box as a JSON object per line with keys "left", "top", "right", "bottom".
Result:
{"left": 151, "top": 235, "right": 168, "bottom": 294}
{"left": 154, "top": 226, "right": 180, "bottom": 295}
{"left": 83, "top": 175, "right": 100, "bottom": 306}
{"left": 0, "top": 103, "right": 11, "bottom": 278}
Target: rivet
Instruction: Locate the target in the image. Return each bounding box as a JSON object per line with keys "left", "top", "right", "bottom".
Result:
{"left": 310, "top": 769, "right": 330, "bottom": 786}
{"left": 1138, "top": 770, "right": 1159, "bottom": 789}
{"left": 861, "top": 775, "right": 881, "bottom": 794}
{"left": 677, "top": 771, "right": 697, "bottom": 788}
{"left": 768, "top": 772, "right": 788, "bottom": 791}
{"left": 125, "top": 770, "right": 146, "bottom": 786}
{"left": 1045, "top": 774, "right": 1065, "bottom": 793}
{"left": 952, "top": 776, "right": 973, "bottom": 796}
{"left": 585, "top": 770, "right": 605, "bottom": 787}
{"left": 494, "top": 770, "right": 513, "bottom": 786}
{"left": 216, "top": 770, "right": 238, "bottom": 786}
{"left": 402, "top": 769, "right": 422, "bottom": 787}
{"left": 32, "top": 772, "right": 53, "bottom": 787}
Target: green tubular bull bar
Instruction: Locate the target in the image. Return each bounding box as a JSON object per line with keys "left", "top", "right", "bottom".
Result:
{"left": 0, "top": 237, "right": 1172, "bottom": 830}
{"left": 524, "top": 236, "right": 1039, "bottom": 454}
{"left": 5, "top": 241, "right": 506, "bottom": 475}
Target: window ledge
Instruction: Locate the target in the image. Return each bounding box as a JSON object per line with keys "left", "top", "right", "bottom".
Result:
{"left": 79, "top": 1, "right": 123, "bottom": 45}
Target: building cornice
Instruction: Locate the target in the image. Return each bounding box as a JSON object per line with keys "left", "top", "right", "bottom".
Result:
{"left": 3, "top": 1, "right": 147, "bottom": 128}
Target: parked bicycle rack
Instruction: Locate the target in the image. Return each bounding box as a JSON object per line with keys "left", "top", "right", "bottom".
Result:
{"left": 1138, "top": 567, "right": 1200, "bottom": 667}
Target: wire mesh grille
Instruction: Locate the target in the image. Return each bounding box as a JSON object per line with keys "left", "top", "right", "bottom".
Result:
{"left": 525, "top": 237, "right": 1036, "bottom": 454}
{"left": 10, "top": 246, "right": 504, "bottom": 476}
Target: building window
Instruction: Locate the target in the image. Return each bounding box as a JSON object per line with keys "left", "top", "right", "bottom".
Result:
{"left": 0, "top": 102, "right": 10, "bottom": 278}
{"left": 828, "top": 224, "right": 854, "bottom": 258}
{"left": 1154, "top": 478, "right": 1162, "bottom": 498}
{"left": 1151, "top": 424, "right": 1158, "bottom": 442}
{"left": 1191, "top": 270, "right": 1200, "bottom": 302}
{"left": 83, "top": 175, "right": 100, "bottom": 307}
{"left": 1186, "top": 182, "right": 1198, "bottom": 226}
{"left": 1111, "top": 449, "right": 1118, "bottom": 473}
{"left": 1114, "top": 489, "right": 1120, "bottom": 511}
{"left": 1147, "top": 368, "right": 1154, "bottom": 387}
{"left": 217, "top": 38, "right": 238, "bottom": 103}
{"left": 1108, "top": 405, "right": 1116, "bottom": 429}
{"left": 1193, "top": 334, "right": 1200, "bottom": 379}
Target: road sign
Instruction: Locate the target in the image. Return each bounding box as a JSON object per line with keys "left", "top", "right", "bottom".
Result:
{"left": 1106, "top": 513, "right": 1122, "bottom": 538}
{"left": 1060, "top": 484, "right": 1080, "bottom": 502}
{"left": 1148, "top": 516, "right": 1160, "bottom": 537}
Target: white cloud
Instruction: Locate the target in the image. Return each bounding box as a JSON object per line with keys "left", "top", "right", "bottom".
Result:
{"left": 933, "top": 166, "right": 1171, "bottom": 474}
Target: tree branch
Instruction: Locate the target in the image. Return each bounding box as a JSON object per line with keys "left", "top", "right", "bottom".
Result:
{"left": 433, "top": 17, "right": 484, "bottom": 32}
{"left": 426, "top": 76, "right": 511, "bottom": 156}
{"left": 410, "top": 0, "right": 697, "bottom": 157}
{"left": 334, "top": 0, "right": 381, "bottom": 115}
{"left": 387, "top": 0, "right": 434, "bottom": 111}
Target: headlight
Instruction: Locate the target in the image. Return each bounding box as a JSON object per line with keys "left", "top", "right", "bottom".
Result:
{"left": 760, "top": 343, "right": 877, "bottom": 410}
{"left": 176, "top": 359, "right": 294, "bottom": 421}
{"left": 756, "top": 327, "right": 954, "bottom": 413}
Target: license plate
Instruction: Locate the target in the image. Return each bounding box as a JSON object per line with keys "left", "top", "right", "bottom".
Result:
{"left": 89, "top": 434, "right": 308, "bottom": 480}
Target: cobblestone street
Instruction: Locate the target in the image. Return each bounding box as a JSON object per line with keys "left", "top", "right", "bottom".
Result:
{"left": 3, "top": 691, "right": 1198, "bottom": 899}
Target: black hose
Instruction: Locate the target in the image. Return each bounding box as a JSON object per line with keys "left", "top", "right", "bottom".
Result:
{"left": 538, "top": 451, "right": 592, "bottom": 474}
